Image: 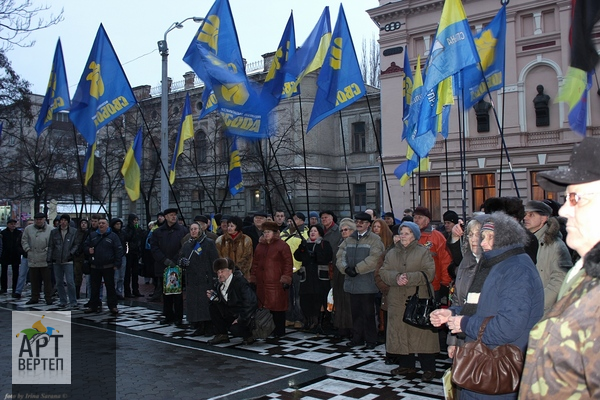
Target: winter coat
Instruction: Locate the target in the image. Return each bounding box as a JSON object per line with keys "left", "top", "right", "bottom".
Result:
{"left": 213, "top": 269, "right": 257, "bottom": 325}
{"left": 215, "top": 232, "right": 253, "bottom": 279}
{"left": 1, "top": 227, "right": 23, "bottom": 264}
{"left": 124, "top": 216, "right": 145, "bottom": 255}
{"left": 336, "top": 230, "right": 384, "bottom": 294}
{"left": 47, "top": 226, "right": 79, "bottom": 264}
{"left": 447, "top": 250, "right": 479, "bottom": 347}
{"left": 179, "top": 233, "right": 219, "bottom": 323}
{"left": 250, "top": 232, "right": 293, "bottom": 312}
{"left": 21, "top": 223, "right": 52, "bottom": 268}
{"left": 150, "top": 222, "right": 187, "bottom": 276}
{"left": 294, "top": 238, "right": 333, "bottom": 295}
{"left": 418, "top": 227, "right": 453, "bottom": 291}
{"left": 379, "top": 240, "right": 439, "bottom": 355}
{"left": 84, "top": 229, "right": 124, "bottom": 269}
{"left": 532, "top": 218, "right": 570, "bottom": 312}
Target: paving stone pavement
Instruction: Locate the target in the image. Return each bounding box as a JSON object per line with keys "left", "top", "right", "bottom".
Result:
{"left": 0, "top": 280, "right": 452, "bottom": 399}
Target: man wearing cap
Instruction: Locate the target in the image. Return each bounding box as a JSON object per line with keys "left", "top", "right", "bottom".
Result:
{"left": 336, "top": 211, "right": 385, "bottom": 349}
{"left": 243, "top": 212, "right": 268, "bottom": 250}
{"left": 413, "top": 207, "right": 452, "bottom": 301}
{"left": 523, "top": 200, "right": 570, "bottom": 312}
{"left": 1, "top": 218, "right": 23, "bottom": 295}
{"left": 520, "top": 137, "right": 600, "bottom": 398}
{"left": 47, "top": 214, "right": 80, "bottom": 309}
{"left": 21, "top": 213, "right": 53, "bottom": 305}
{"left": 150, "top": 208, "right": 187, "bottom": 321}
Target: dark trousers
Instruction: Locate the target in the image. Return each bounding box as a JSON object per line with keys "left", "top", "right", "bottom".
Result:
{"left": 29, "top": 266, "right": 52, "bottom": 301}
{"left": 124, "top": 253, "right": 140, "bottom": 295}
{"left": 90, "top": 267, "right": 118, "bottom": 310}
{"left": 271, "top": 310, "right": 286, "bottom": 337}
{"left": 1, "top": 261, "right": 20, "bottom": 292}
{"left": 350, "top": 293, "right": 378, "bottom": 345}
{"left": 209, "top": 301, "right": 251, "bottom": 338}
{"left": 163, "top": 293, "right": 183, "bottom": 322}
{"left": 397, "top": 353, "right": 437, "bottom": 372}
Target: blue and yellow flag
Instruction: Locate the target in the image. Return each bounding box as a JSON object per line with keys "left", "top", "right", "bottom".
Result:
{"left": 402, "top": 46, "right": 413, "bottom": 121}
{"left": 567, "top": 70, "right": 592, "bottom": 135}
{"left": 260, "top": 12, "right": 297, "bottom": 109}
{"left": 394, "top": 152, "right": 430, "bottom": 186}
{"left": 307, "top": 4, "right": 366, "bottom": 132}
{"left": 283, "top": 7, "right": 331, "bottom": 97}
{"left": 169, "top": 93, "right": 194, "bottom": 184}
{"left": 462, "top": 5, "right": 506, "bottom": 109}
{"left": 192, "top": 46, "right": 269, "bottom": 139}
{"left": 70, "top": 24, "right": 136, "bottom": 144}
{"left": 183, "top": 0, "right": 245, "bottom": 119}
{"left": 121, "top": 127, "right": 143, "bottom": 201}
{"left": 228, "top": 137, "right": 243, "bottom": 196}
{"left": 209, "top": 213, "right": 218, "bottom": 233}
{"left": 35, "top": 39, "right": 70, "bottom": 136}
{"left": 82, "top": 142, "right": 96, "bottom": 186}
{"left": 423, "top": 0, "right": 479, "bottom": 92}
{"left": 404, "top": 57, "right": 436, "bottom": 158}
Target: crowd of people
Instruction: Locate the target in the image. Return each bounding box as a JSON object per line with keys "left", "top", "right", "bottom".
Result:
{"left": 2, "top": 137, "right": 600, "bottom": 397}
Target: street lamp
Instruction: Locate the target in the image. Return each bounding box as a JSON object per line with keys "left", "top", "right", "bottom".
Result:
{"left": 157, "top": 16, "right": 204, "bottom": 211}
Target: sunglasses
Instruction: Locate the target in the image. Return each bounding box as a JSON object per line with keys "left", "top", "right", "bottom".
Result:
{"left": 564, "top": 192, "right": 598, "bottom": 207}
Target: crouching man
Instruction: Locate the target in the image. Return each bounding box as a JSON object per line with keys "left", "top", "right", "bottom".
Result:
{"left": 207, "top": 258, "right": 257, "bottom": 345}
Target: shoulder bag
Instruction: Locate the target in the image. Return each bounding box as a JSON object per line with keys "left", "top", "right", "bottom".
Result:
{"left": 452, "top": 316, "right": 523, "bottom": 394}
{"left": 402, "top": 271, "right": 439, "bottom": 329}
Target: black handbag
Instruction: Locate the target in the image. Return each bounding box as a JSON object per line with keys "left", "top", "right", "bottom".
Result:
{"left": 250, "top": 308, "right": 275, "bottom": 339}
{"left": 402, "top": 271, "right": 439, "bottom": 329}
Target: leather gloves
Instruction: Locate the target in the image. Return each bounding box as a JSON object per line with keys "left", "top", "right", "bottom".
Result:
{"left": 345, "top": 266, "right": 358, "bottom": 277}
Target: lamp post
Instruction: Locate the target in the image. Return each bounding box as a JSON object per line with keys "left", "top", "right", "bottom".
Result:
{"left": 157, "top": 16, "right": 203, "bottom": 211}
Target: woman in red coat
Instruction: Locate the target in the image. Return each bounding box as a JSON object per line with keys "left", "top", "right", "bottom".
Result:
{"left": 250, "top": 221, "right": 293, "bottom": 337}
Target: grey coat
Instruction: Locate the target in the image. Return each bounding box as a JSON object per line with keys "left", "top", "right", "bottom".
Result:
{"left": 336, "top": 230, "right": 384, "bottom": 294}
{"left": 22, "top": 223, "right": 52, "bottom": 268}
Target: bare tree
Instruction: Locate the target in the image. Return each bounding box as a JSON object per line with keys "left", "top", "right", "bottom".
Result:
{"left": 0, "top": 0, "right": 63, "bottom": 50}
{"left": 361, "top": 34, "right": 380, "bottom": 88}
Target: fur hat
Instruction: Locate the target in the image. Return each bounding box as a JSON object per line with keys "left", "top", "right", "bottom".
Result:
{"left": 213, "top": 258, "right": 235, "bottom": 272}
{"left": 262, "top": 221, "right": 280, "bottom": 232}
{"left": 414, "top": 206, "right": 432, "bottom": 220}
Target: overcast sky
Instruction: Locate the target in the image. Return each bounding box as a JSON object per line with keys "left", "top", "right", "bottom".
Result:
{"left": 9, "top": 0, "right": 380, "bottom": 95}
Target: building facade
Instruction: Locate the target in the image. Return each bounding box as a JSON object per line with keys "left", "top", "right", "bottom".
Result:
{"left": 369, "top": 0, "right": 594, "bottom": 221}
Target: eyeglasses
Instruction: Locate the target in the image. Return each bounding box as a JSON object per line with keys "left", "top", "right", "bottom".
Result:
{"left": 564, "top": 192, "right": 599, "bottom": 206}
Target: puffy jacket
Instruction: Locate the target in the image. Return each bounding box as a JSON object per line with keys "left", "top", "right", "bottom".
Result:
{"left": 418, "top": 227, "right": 453, "bottom": 291}
{"left": 336, "top": 230, "right": 384, "bottom": 294}
{"left": 22, "top": 223, "right": 52, "bottom": 268}
{"left": 251, "top": 232, "right": 293, "bottom": 312}
{"left": 84, "top": 229, "right": 124, "bottom": 268}
{"left": 47, "top": 226, "right": 79, "bottom": 264}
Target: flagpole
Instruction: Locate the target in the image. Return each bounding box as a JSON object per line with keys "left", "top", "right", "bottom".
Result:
{"left": 298, "top": 95, "right": 310, "bottom": 215}
{"left": 444, "top": 138, "right": 450, "bottom": 211}
{"left": 71, "top": 126, "right": 87, "bottom": 219}
{"left": 457, "top": 78, "right": 467, "bottom": 221}
{"left": 365, "top": 93, "right": 394, "bottom": 215}
{"left": 338, "top": 113, "right": 353, "bottom": 218}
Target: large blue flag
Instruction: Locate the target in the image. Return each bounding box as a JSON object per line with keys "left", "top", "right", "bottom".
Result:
{"left": 283, "top": 7, "right": 331, "bottom": 97}
{"left": 169, "top": 93, "right": 194, "bottom": 184}
{"left": 192, "top": 46, "right": 269, "bottom": 139}
{"left": 402, "top": 46, "right": 413, "bottom": 121}
{"left": 70, "top": 24, "right": 136, "bottom": 144}
{"left": 307, "top": 5, "right": 366, "bottom": 132}
{"left": 35, "top": 39, "right": 70, "bottom": 136}
{"left": 568, "top": 70, "right": 592, "bottom": 135}
{"left": 260, "top": 12, "right": 297, "bottom": 110}
{"left": 183, "top": 0, "right": 244, "bottom": 119}
{"left": 405, "top": 56, "right": 437, "bottom": 158}
{"left": 228, "top": 137, "right": 243, "bottom": 196}
{"left": 462, "top": 5, "right": 506, "bottom": 109}
{"left": 423, "top": 0, "right": 479, "bottom": 92}
{"left": 121, "top": 127, "right": 143, "bottom": 201}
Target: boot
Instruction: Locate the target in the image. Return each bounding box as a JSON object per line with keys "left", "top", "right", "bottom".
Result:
{"left": 192, "top": 321, "right": 205, "bottom": 336}
{"left": 76, "top": 285, "right": 81, "bottom": 300}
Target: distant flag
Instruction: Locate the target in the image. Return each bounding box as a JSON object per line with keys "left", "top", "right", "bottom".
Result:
{"left": 70, "top": 24, "right": 136, "bottom": 144}
{"left": 209, "top": 212, "right": 218, "bottom": 232}
{"left": 283, "top": 7, "right": 332, "bottom": 97}
{"left": 307, "top": 4, "right": 366, "bottom": 132}
{"left": 394, "top": 152, "right": 430, "bottom": 186}
{"left": 183, "top": 0, "right": 245, "bottom": 119}
{"left": 169, "top": 93, "right": 194, "bottom": 184}
{"left": 82, "top": 142, "right": 96, "bottom": 186}
{"left": 556, "top": 0, "right": 600, "bottom": 135}
{"left": 404, "top": 56, "right": 436, "bottom": 158}
{"left": 260, "top": 12, "right": 297, "bottom": 109}
{"left": 228, "top": 137, "right": 244, "bottom": 195}
{"left": 120, "top": 127, "right": 143, "bottom": 201}
{"left": 462, "top": 5, "right": 506, "bottom": 109}
{"left": 35, "top": 39, "right": 71, "bottom": 136}
{"left": 402, "top": 46, "right": 413, "bottom": 121}
{"left": 423, "top": 0, "right": 479, "bottom": 92}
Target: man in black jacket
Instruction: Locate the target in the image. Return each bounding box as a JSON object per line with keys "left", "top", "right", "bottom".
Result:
{"left": 124, "top": 214, "right": 144, "bottom": 298}
{"left": 83, "top": 217, "right": 123, "bottom": 315}
{"left": 1, "top": 218, "right": 23, "bottom": 295}
{"left": 207, "top": 258, "right": 257, "bottom": 345}
{"left": 150, "top": 208, "right": 187, "bottom": 324}
{"left": 47, "top": 214, "right": 79, "bottom": 309}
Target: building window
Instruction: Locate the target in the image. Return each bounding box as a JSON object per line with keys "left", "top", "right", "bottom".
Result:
{"left": 353, "top": 183, "right": 367, "bottom": 212}
{"left": 252, "top": 188, "right": 262, "bottom": 210}
{"left": 419, "top": 176, "right": 441, "bottom": 221}
{"left": 53, "top": 112, "right": 69, "bottom": 122}
{"left": 472, "top": 173, "right": 496, "bottom": 211}
{"left": 352, "top": 122, "right": 366, "bottom": 153}
{"left": 531, "top": 171, "right": 559, "bottom": 201}
{"left": 195, "top": 130, "right": 207, "bottom": 163}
